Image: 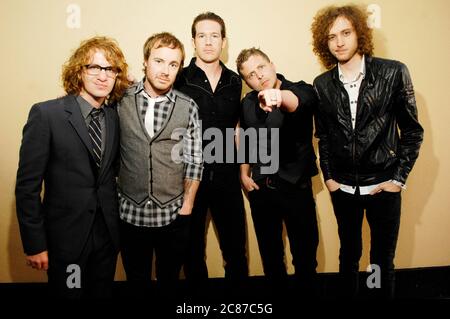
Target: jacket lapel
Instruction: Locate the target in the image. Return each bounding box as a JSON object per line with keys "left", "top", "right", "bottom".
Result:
{"left": 65, "top": 95, "right": 95, "bottom": 159}
{"left": 355, "top": 57, "right": 375, "bottom": 131}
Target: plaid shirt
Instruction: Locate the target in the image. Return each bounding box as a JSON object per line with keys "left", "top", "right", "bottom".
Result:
{"left": 119, "top": 80, "right": 203, "bottom": 227}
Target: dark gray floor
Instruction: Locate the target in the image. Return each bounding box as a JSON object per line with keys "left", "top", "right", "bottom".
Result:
{"left": 1, "top": 266, "right": 448, "bottom": 300}
{"left": 1, "top": 267, "right": 448, "bottom": 317}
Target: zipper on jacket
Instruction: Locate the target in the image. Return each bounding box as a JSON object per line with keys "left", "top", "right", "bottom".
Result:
{"left": 340, "top": 81, "right": 359, "bottom": 187}
{"left": 352, "top": 78, "right": 369, "bottom": 188}
{"left": 352, "top": 131, "right": 359, "bottom": 188}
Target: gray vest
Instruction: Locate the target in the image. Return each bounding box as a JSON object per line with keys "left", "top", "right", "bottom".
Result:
{"left": 118, "top": 88, "right": 191, "bottom": 208}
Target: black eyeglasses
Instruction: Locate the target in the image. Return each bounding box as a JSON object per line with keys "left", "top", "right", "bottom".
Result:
{"left": 84, "top": 64, "right": 119, "bottom": 78}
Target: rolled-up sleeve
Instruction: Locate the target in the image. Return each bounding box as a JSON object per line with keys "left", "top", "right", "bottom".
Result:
{"left": 183, "top": 100, "right": 203, "bottom": 181}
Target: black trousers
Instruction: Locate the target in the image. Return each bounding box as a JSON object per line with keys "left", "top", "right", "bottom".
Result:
{"left": 120, "top": 214, "right": 190, "bottom": 299}
{"left": 248, "top": 176, "right": 319, "bottom": 293}
{"left": 47, "top": 210, "right": 117, "bottom": 299}
{"left": 184, "top": 169, "right": 248, "bottom": 284}
{"left": 330, "top": 189, "right": 401, "bottom": 299}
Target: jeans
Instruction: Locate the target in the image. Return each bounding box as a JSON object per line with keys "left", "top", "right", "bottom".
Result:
{"left": 120, "top": 214, "right": 190, "bottom": 299}
{"left": 330, "top": 189, "right": 401, "bottom": 299}
{"left": 184, "top": 169, "right": 248, "bottom": 295}
{"left": 248, "top": 176, "right": 319, "bottom": 295}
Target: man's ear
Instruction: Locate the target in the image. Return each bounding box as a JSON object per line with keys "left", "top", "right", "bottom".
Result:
{"left": 222, "top": 37, "right": 227, "bottom": 50}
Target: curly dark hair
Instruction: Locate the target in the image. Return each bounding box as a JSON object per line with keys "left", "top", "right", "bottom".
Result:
{"left": 61, "top": 36, "right": 130, "bottom": 105}
{"left": 311, "top": 4, "right": 374, "bottom": 69}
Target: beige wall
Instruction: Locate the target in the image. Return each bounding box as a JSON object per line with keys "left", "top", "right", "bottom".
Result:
{"left": 1, "top": 0, "right": 449, "bottom": 282}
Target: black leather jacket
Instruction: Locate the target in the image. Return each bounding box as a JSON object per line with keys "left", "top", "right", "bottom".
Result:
{"left": 313, "top": 56, "right": 423, "bottom": 186}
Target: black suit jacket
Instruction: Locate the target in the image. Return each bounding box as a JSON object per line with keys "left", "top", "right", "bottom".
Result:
{"left": 15, "top": 95, "right": 120, "bottom": 261}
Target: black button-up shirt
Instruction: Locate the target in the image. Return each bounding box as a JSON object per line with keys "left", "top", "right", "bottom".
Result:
{"left": 240, "top": 74, "right": 318, "bottom": 184}
{"left": 175, "top": 58, "right": 242, "bottom": 172}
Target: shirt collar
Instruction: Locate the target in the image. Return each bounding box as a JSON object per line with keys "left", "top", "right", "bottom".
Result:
{"left": 135, "top": 78, "right": 175, "bottom": 103}
{"left": 185, "top": 57, "right": 231, "bottom": 83}
{"left": 76, "top": 95, "right": 104, "bottom": 120}
{"left": 338, "top": 55, "right": 366, "bottom": 84}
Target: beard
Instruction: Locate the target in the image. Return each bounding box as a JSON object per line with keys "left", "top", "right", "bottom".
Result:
{"left": 335, "top": 48, "right": 359, "bottom": 65}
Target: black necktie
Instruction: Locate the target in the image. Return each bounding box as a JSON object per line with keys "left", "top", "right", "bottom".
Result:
{"left": 88, "top": 108, "right": 102, "bottom": 168}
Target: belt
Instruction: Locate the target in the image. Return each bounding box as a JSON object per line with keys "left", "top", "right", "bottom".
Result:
{"left": 256, "top": 176, "right": 311, "bottom": 190}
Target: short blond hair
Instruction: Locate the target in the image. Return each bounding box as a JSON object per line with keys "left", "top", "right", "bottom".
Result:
{"left": 236, "top": 47, "right": 270, "bottom": 77}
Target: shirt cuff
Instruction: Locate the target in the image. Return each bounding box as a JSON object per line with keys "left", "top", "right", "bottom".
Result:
{"left": 184, "top": 163, "right": 203, "bottom": 181}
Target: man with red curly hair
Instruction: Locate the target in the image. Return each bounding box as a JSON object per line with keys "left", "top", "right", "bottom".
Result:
{"left": 15, "top": 36, "right": 129, "bottom": 299}
{"left": 311, "top": 5, "right": 423, "bottom": 299}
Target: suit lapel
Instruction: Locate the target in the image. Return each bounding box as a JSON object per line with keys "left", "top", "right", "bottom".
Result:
{"left": 65, "top": 95, "right": 95, "bottom": 159}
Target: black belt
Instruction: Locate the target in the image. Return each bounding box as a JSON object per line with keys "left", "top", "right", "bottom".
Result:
{"left": 256, "top": 176, "right": 311, "bottom": 190}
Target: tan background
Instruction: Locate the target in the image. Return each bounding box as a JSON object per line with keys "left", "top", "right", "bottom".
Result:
{"left": 1, "top": 0, "right": 449, "bottom": 283}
